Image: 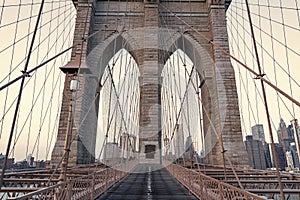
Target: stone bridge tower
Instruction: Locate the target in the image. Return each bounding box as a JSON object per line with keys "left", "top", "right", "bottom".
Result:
{"left": 51, "top": 0, "right": 248, "bottom": 166}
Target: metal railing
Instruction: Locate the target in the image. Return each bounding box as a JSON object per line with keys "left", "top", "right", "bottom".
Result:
{"left": 7, "top": 160, "right": 137, "bottom": 200}
{"left": 165, "top": 163, "right": 265, "bottom": 200}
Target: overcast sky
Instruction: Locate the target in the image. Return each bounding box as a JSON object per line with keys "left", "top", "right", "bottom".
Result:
{"left": 227, "top": 0, "right": 300, "bottom": 142}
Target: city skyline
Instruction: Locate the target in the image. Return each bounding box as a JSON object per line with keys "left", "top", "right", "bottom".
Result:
{"left": 245, "top": 118, "right": 300, "bottom": 171}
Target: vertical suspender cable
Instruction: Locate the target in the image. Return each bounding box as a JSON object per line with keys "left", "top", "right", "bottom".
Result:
{"left": 244, "top": 0, "right": 284, "bottom": 199}
{"left": 160, "top": 3, "right": 300, "bottom": 108}
{"left": 266, "top": 0, "right": 283, "bottom": 126}
{"left": 0, "top": 0, "right": 22, "bottom": 141}
{"left": 25, "top": 0, "right": 35, "bottom": 160}
{"left": 0, "top": 0, "right": 45, "bottom": 189}
{"left": 279, "top": 0, "right": 295, "bottom": 118}
{"left": 36, "top": 11, "right": 44, "bottom": 162}
{"left": 46, "top": 1, "right": 56, "bottom": 160}
{"left": 241, "top": 3, "right": 252, "bottom": 133}
{"left": 0, "top": 0, "right": 6, "bottom": 24}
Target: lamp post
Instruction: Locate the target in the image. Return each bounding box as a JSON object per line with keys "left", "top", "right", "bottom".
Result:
{"left": 59, "top": 74, "right": 78, "bottom": 182}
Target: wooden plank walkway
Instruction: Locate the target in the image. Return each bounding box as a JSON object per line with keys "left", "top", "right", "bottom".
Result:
{"left": 97, "top": 163, "right": 198, "bottom": 200}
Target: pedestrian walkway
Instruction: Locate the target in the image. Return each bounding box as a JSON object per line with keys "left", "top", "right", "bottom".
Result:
{"left": 97, "top": 163, "right": 198, "bottom": 200}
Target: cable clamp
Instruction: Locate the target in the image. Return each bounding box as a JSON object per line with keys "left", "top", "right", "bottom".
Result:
{"left": 254, "top": 73, "right": 266, "bottom": 79}
{"left": 199, "top": 78, "right": 206, "bottom": 88}
{"left": 95, "top": 83, "right": 102, "bottom": 96}
{"left": 21, "top": 70, "right": 31, "bottom": 77}
{"left": 221, "top": 150, "right": 227, "bottom": 153}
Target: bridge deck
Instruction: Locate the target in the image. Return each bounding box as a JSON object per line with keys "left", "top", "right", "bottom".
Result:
{"left": 97, "top": 164, "right": 197, "bottom": 200}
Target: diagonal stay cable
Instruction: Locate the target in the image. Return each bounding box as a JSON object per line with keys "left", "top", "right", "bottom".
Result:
{"left": 231, "top": 3, "right": 300, "bottom": 32}
{"left": 245, "top": 0, "right": 284, "bottom": 197}
{"left": 160, "top": 3, "right": 300, "bottom": 108}
{"left": 168, "top": 66, "right": 195, "bottom": 143}
{"left": 0, "top": 2, "right": 75, "bottom": 85}
{"left": 0, "top": 1, "right": 71, "bottom": 30}
{"left": 228, "top": 4, "right": 300, "bottom": 88}
{"left": 47, "top": 38, "right": 134, "bottom": 183}
{"left": 227, "top": 3, "right": 298, "bottom": 122}
{"left": 0, "top": 11, "right": 75, "bottom": 129}
{"left": 160, "top": 2, "right": 248, "bottom": 188}
{"left": 0, "top": 0, "right": 45, "bottom": 189}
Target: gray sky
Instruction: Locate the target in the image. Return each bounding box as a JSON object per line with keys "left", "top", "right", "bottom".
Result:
{"left": 0, "top": 0, "right": 75, "bottom": 161}
{"left": 227, "top": 0, "right": 300, "bottom": 142}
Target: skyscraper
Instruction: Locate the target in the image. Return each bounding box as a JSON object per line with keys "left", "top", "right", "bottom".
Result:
{"left": 274, "top": 144, "right": 287, "bottom": 170}
{"left": 263, "top": 143, "right": 273, "bottom": 168}
{"left": 277, "top": 118, "right": 289, "bottom": 149}
{"left": 251, "top": 124, "right": 265, "bottom": 142}
{"left": 174, "top": 124, "right": 184, "bottom": 158}
{"left": 287, "top": 125, "right": 295, "bottom": 141}
{"left": 286, "top": 151, "right": 294, "bottom": 169}
{"left": 290, "top": 142, "right": 300, "bottom": 168}
{"left": 244, "top": 135, "right": 267, "bottom": 170}
{"left": 290, "top": 119, "right": 300, "bottom": 168}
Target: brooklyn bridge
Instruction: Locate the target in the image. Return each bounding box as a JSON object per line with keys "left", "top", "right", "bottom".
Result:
{"left": 0, "top": 0, "right": 300, "bottom": 199}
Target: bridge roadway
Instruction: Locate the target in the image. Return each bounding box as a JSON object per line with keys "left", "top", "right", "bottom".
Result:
{"left": 97, "top": 163, "right": 197, "bottom": 200}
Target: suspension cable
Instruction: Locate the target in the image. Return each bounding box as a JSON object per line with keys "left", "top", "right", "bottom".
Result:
{"left": 0, "top": 0, "right": 45, "bottom": 189}
{"left": 245, "top": 0, "right": 284, "bottom": 198}
{"left": 159, "top": 3, "right": 300, "bottom": 108}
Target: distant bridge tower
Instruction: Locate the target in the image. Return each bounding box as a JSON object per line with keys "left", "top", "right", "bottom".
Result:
{"left": 51, "top": 0, "right": 248, "bottom": 166}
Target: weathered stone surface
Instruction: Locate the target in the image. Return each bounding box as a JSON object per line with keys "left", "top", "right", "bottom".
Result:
{"left": 51, "top": 0, "right": 248, "bottom": 166}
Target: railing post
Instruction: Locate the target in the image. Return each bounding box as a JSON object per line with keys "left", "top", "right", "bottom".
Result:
{"left": 172, "top": 164, "right": 175, "bottom": 176}
{"left": 218, "top": 183, "right": 223, "bottom": 200}
{"left": 124, "top": 162, "right": 126, "bottom": 177}
{"left": 105, "top": 169, "right": 108, "bottom": 190}
{"left": 188, "top": 170, "right": 191, "bottom": 188}
{"left": 203, "top": 176, "right": 208, "bottom": 199}
{"left": 114, "top": 169, "right": 117, "bottom": 183}
{"left": 54, "top": 186, "right": 60, "bottom": 200}
{"left": 199, "top": 174, "right": 203, "bottom": 199}
{"left": 66, "top": 181, "right": 72, "bottom": 200}
{"left": 120, "top": 164, "right": 123, "bottom": 178}
{"left": 90, "top": 172, "right": 95, "bottom": 200}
